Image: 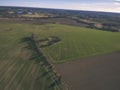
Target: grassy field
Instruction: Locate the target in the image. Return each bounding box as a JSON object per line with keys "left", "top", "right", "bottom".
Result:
{"left": 0, "top": 22, "right": 120, "bottom": 89}
{"left": 0, "top": 22, "right": 65, "bottom": 90}
{"left": 38, "top": 24, "right": 120, "bottom": 63}
{"left": 0, "top": 22, "right": 120, "bottom": 64}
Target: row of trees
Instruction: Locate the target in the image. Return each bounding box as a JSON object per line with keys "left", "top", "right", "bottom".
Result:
{"left": 31, "top": 34, "right": 63, "bottom": 88}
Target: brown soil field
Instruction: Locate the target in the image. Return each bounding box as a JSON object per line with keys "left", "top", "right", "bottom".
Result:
{"left": 56, "top": 52, "right": 120, "bottom": 90}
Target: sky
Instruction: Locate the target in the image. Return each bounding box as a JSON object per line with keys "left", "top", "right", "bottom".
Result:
{"left": 0, "top": 0, "right": 120, "bottom": 13}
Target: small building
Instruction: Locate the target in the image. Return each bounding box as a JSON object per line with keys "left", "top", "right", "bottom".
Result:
{"left": 27, "top": 12, "right": 33, "bottom": 15}
{"left": 16, "top": 9, "right": 23, "bottom": 14}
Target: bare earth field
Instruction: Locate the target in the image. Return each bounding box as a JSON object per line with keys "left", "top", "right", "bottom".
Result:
{"left": 56, "top": 52, "right": 120, "bottom": 90}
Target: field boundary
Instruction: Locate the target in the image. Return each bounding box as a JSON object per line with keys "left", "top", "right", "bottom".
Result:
{"left": 41, "top": 48, "right": 70, "bottom": 90}
{"left": 30, "top": 34, "right": 70, "bottom": 90}
{"left": 42, "top": 49, "right": 120, "bottom": 64}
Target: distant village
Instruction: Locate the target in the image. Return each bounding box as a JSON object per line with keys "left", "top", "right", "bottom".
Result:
{"left": 16, "top": 9, "right": 33, "bottom": 14}
{"left": 2, "top": 8, "right": 54, "bottom": 18}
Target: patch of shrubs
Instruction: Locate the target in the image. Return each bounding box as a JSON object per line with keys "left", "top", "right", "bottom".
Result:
{"left": 37, "top": 36, "right": 61, "bottom": 48}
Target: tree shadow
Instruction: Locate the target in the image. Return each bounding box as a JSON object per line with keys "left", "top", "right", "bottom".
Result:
{"left": 48, "top": 74, "right": 62, "bottom": 88}
{"left": 35, "top": 71, "right": 50, "bottom": 81}
{"left": 48, "top": 79, "right": 61, "bottom": 88}
{"left": 21, "top": 37, "right": 44, "bottom": 64}
{"left": 21, "top": 36, "right": 62, "bottom": 89}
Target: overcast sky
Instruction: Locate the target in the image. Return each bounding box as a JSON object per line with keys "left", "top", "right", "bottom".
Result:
{"left": 0, "top": 0, "right": 120, "bottom": 13}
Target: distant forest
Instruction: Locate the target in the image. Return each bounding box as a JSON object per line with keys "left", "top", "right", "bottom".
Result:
{"left": 0, "top": 6, "right": 120, "bottom": 32}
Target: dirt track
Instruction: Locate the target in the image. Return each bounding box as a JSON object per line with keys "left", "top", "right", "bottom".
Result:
{"left": 56, "top": 52, "right": 120, "bottom": 90}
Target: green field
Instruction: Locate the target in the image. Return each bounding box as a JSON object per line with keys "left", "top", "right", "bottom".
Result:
{"left": 38, "top": 24, "right": 120, "bottom": 63}
{"left": 0, "top": 22, "right": 65, "bottom": 90}
{"left": 0, "top": 22, "right": 120, "bottom": 89}
{"left": 0, "top": 22, "right": 120, "bottom": 64}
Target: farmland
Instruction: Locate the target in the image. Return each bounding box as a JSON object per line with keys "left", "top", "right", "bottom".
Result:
{"left": 0, "top": 22, "right": 65, "bottom": 90}
{"left": 21, "top": 13, "right": 51, "bottom": 18}
{"left": 0, "top": 22, "right": 120, "bottom": 90}
{"left": 0, "top": 22, "right": 120, "bottom": 64}
{"left": 40, "top": 24, "right": 120, "bottom": 63}
{"left": 56, "top": 52, "right": 120, "bottom": 90}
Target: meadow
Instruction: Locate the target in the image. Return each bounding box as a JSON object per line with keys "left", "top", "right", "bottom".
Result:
{"left": 39, "top": 24, "right": 120, "bottom": 63}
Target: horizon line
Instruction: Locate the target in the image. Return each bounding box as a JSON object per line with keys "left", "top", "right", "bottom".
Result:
{"left": 0, "top": 5, "right": 120, "bottom": 14}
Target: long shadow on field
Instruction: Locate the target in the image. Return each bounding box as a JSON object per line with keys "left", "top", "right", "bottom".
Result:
{"left": 21, "top": 37, "right": 57, "bottom": 88}
{"left": 21, "top": 37, "right": 45, "bottom": 64}
{"left": 21, "top": 37, "right": 50, "bottom": 77}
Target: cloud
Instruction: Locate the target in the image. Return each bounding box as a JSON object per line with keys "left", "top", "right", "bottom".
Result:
{"left": 114, "top": 0, "right": 120, "bottom": 3}
{"left": 115, "top": 0, "right": 120, "bottom": 1}
{"left": 0, "top": 0, "right": 120, "bottom": 13}
{"left": 114, "top": 2, "right": 120, "bottom": 5}
{"left": 113, "top": 0, "right": 120, "bottom": 6}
